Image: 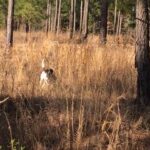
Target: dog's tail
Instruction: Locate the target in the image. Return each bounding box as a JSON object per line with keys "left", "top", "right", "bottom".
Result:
{"left": 41, "top": 59, "right": 45, "bottom": 69}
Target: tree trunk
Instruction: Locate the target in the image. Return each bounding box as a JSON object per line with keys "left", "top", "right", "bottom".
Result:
{"left": 69, "top": 0, "right": 74, "bottom": 39}
{"left": 116, "top": 10, "right": 120, "bottom": 35}
{"left": 46, "top": 0, "right": 51, "bottom": 35}
{"left": 53, "top": 0, "right": 58, "bottom": 33}
{"left": 113, "top": 0, "right": 117, "bottom": 34}
{"left": 118, "top": 14, "right": 123, "bottom": 35}
{"left": 100, "top": 0, "right": 109, "bottom": 45}
{"left": 25, "top": 21, "right": 29, "bottom": 42}
{"left": 51, "top": 7, "right": 55, "bottom": 32}
{"left": 81, "top": 0, "right": 89, "bottom": 41}
{"left": 135, "top": 0, "right": 150, "bottom": 105}
{"left": 17, "top": 19, "right": 21, "bottom": 31}
{"left": 6, "top": 0, "right": 14, "bottom": 49}
{"left": 79, "top": 0, "right": 83, "bottom": 33}
{"left": 57, "top": 0, "right": 62, "bottom": 35}
{"left": 73, "top": 0, "right": 76, "bottom": 34}
{"left": 48, "top": 2, "right": 52, "bottom": 32}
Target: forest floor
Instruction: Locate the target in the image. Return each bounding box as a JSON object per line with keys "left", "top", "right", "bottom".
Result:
{"left": 0, "top": 32, "right": 150, "bottom": 150}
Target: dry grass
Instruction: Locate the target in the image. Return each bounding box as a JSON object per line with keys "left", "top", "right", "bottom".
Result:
{"left": 0, "top": 31, "right": 149, "bottom": 150}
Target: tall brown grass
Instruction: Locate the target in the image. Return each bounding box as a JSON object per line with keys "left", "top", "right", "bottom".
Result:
{"left": 0, "top": 31, "right": 149, "bottom": 150}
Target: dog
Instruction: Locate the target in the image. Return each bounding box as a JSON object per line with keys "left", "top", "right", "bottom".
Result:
{"left": 40, "top": 59, "right": 56, "bottom": 87}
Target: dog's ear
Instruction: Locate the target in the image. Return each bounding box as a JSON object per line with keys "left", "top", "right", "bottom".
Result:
{"left": 42, "top": 59, "right": 45, "bottom": 68}
{"left": 47, "top": 69, "right": 53, "bottom": 75}
{"left": 49, "top": 69, "right": 54, "bottom": 74}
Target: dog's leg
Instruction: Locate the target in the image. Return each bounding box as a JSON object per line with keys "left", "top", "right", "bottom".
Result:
{"left": 40, "top": 79, "right": 45, "bottom": 88}
{"left": 45, "top": 80, "right": 49, "bottom": 85}
{"left": 40, "top": 79, "right": 42, "bottom": 86}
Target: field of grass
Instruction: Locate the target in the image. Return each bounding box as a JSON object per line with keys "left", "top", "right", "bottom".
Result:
{"left": 0, "top": 31, "right": 150, "bottom": 150}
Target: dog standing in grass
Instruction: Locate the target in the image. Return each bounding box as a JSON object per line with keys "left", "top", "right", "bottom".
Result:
{"left": 40, "top": 59, "right": 56, "bottom": 88}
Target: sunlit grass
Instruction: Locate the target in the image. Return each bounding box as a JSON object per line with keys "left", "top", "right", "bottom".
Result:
{"left": 0, "top": 31, "right": 136, "bottom": 99}
{"left": 0, "top": 32, "right": 149, "bottom": 150}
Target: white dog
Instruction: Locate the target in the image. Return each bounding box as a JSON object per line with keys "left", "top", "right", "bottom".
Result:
{"left": 40, "top": 59, "right": 56, "bottom": 87}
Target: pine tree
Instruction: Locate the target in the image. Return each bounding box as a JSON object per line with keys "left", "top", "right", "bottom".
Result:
{"left": 135, "top": 0, "right": 150, "bottom": 105}
{"left": 80, "top": 0, "right": 89, "bottom": 41}
{"left": 99, "top": 0, "right": 108, "bottom": 44}
{"left": 6, "top": 0, "right": 14, "bottom": 49}
{"left": 69, "top": 0, "right": 74, "bottom": 39}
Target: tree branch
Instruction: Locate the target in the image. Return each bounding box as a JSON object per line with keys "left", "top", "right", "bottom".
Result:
{"left": 0, "top": 97, "right": 9, "bottom": 105}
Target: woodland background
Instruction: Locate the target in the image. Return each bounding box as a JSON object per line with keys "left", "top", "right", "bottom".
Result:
{"left": 0, "top": 0, "right": 150, "bottom": 150}
{"left": 0, "top": 0, "right": 135, "bottom": 36}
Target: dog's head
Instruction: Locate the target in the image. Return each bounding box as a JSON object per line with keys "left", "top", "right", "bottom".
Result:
{"left": 46, "top": 68, "right": 57, "bottom": 81}
{"left": 45, "top": 69, "right": 53, "bottom": 75}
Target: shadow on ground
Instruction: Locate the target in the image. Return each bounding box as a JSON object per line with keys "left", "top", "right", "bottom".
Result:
{"left": 0, "top": 95, "right": 96, "bottom": 150}
{"left": 117, "top": 97, "right": 150, "bottom": 149}
{"left": 0, "top": 95, "right": 150, "bottom": 150}
{"left": 0, "top": 95, "right": 69, "bottom": 150}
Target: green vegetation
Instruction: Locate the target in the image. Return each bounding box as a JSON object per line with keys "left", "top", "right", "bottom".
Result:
{"left": 0, "top": 0, "right": 150, "bottom": 149}
{"left": 0, "top": 0, "right": 135, "bottom": 32}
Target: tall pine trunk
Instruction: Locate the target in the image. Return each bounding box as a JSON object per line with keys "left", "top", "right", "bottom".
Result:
{"left": 69, "top": 0, "right": 74, "bottom": 39}
{"left": 79, "top": 0, "right": 83, "bottom": 33}
{"left": 80, "top": 0, "right": 89, "bottom": 41}
{"left": 118, "top": 14, "right": 123, "bottom": 35}
{"left": 73, "top": 0, "right": 76, "bottom": 34}
{"left": 51, "top": 7, "right": 55, "bottom": 32}
{"left": 113, "top": 0, "right": 117, "bottom": 34}
{"left": 116, "top": 10, "right": 123, "bottom": 36}
{"left": 57, "top": 0, "right": 62, "bottom": 35}
{"left": 6, "top": 0, "right": 14, "bottom": 49}
{"left": 135, "top": 0, "right": 150, "bottom": 105}
{"left": 53, "top": 0, "right": 58, "bottom": 33}
{"left": 46, "top": 0, "right": 51, "bottom": 35}
{"left": 48, "top": 3, "right": 52, "bottom": 32}
{"left": 100, "top": 0, "right": 108, "bottom": 45}
{"left": 25, "top": 21, "right": 29, "bottom": 42}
